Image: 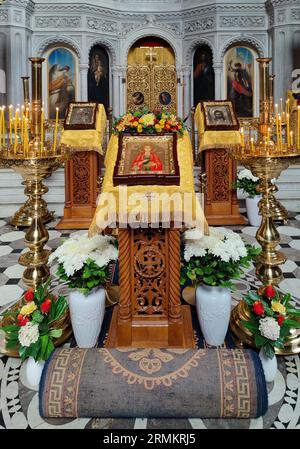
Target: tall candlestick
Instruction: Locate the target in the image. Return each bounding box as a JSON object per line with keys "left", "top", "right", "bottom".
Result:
{"left": 250, "top": 137, "right": 254, "bottom": 152}
{"left": 9, "top": 105, "right": 13, "bottom": 145}
{"left": 53, "top": 107, "right": 59, "bottom": 153}
{"left": 280, "top": 97, "right": 283, "bottom": 116}
{"left": 290, "top": 131, "right": 293, "bottom": 147}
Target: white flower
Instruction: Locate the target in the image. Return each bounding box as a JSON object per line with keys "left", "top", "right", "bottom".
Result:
{"left": 259, "top": 317, "right": 280, "bottom": 341}
{"left": 49, "top": 233, "right": 118, "bottom": 277}
{"left": 18, "top": 322, "right": 39, "bottom": 347}
{"left": 183, "top": 226, "right": 249, "bottom": 264}
{"left": 237, "top": 168, "right": 259, "bottom": 182}
{"left": 184, "top": 228, "right": 203, "bottom": 240}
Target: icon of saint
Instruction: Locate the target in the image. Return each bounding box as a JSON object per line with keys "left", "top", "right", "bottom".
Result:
{"left": 131, "top": 144, "right": 163, "bottom": 173}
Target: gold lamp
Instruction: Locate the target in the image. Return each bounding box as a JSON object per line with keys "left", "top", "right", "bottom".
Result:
{"left": 229, "top": 57, "right": 300, "bottom": 355}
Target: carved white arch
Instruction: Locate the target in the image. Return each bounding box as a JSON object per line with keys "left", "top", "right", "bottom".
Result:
{"left": 219, "top": 35, "right": 265, "bottom": 61}
{"left": 35, "top": 36, "right": 82, "bottom": 59}
{"left": 185, "top": 38, "right": 215, "bottom": 66}
{"left": 86, "top": 39, "right": 117, "bottom": 65}
{"left": 122, "top": 27, "right": 181, "bottom": 66}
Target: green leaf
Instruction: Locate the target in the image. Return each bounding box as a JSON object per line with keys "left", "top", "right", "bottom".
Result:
{"left": 32, "top": 310, "right": 44, "bottom": 324}
{"left": 254, "top": 334, "right": 268, "bottom": 346}
{"left": 263, "top": 343, "right": 275, "bottom": 359}
{"left": 44, "top": 339, "right": 55, "bottom": 361}
{"left": 49, "top": 329, "right": 62, "bottom": 338}
{"left": 2, "top": 325, "right": 20, "bottom": 332}
{"left": 286, "top": 307, "right": 300, "bottom": 317}
{"left": 283, "top": 319, "right": 300, "bottom": 329}
{"left": 40, "top": 335, "right": 49, "bottom": 359}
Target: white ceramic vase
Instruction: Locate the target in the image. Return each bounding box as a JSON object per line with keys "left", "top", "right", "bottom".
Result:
{"left": 26, "top": 356, "right": 45, "bottom": 388}
{"left": 196, "top": 284, "right": 231, "bottom": 346}
{"left": 259, "top": 348, "right": 277, "bottom": 383}
{"left": 246, "top": 195, "right": 261, "bottom": 226}
{"left": 69, "top": 287, "right": 106, "bottom": 348}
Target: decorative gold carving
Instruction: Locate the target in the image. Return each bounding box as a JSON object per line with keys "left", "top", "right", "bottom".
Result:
{"left": 72, "top": 152, "right": 91, "bottom": 205}
{"left": 211, "top": 150, "right": 230, "bottom": 202}
{"left": 126, "top": 64, "right": 177, "bottom": 112}
{"left": 153, "top": 65, "right": 177, "bottom": 112}
{"left": 133, "top": 229, "right": 167, "bottom": 317}
{"left": 118, "top": 229, "right": 132, "bottom": 322}
{"left": 126, "top": 65, "right": 151, "bottom": 112}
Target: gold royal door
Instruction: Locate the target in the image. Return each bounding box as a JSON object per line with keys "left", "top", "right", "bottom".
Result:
{"left": 127, "top": 44, "right": 177, "bottom": 113}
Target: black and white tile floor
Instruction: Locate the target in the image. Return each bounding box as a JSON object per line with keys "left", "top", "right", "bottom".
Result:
{"left": 0, "top": 216, "right": 299, "bottom": 429}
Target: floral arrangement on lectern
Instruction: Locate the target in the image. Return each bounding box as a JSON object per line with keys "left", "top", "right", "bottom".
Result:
{"left": 2, "top": 280, "right": 68, "bottom": 361}
{"left": 49, "top": 233, "right": 118, "bottom": 295}
{"left": 242, "top": 285, "right": 300, "bottom": 359}
{"left": 113, "top": 109, "right": 186, "bottom": 136}
{"left": 236, "top": 168, "right": 260, "bottom": 198}
{"left": 180, "top": 227, "right": 260, "bottom": 289}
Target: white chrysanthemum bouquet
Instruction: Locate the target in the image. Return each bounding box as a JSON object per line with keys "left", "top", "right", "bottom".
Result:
{"left": 181, "top": 227, "right": 260, "bottom": 290}
{"left": 49, "top": 233, "right": 118, "bottom": 295}
{"left": 236, "top": 168, "right": 260, "bottom": 198}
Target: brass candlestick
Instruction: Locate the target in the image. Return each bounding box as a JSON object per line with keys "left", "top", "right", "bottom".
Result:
{"left": 0, "top": 57, "right": 73, "bottom": 290}
{"left": 229, "top": 57, "right": 300, "bottom": 355}
{"left": 10, "top": 75, "right": 54, "bottom": 228}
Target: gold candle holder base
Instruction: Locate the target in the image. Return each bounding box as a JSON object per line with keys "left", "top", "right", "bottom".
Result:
{"left": 0, "top": 149, "right": 73, "bottom": 290}
{"left": 228, "top": 151, "right": 300, "bottom": 355}
{"left": 10, "top": 179, "right": 54, "bottom": 228}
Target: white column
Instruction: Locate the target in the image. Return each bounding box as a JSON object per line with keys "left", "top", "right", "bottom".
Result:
{"left": 119, "top": 66, "right": 127, "bottom": 115}
{"left": 79, "top": 63, "right": 88, "bottom": 101}
{"left": 214, "top": 62, "right": 223, "bottom": 100}
{"left": 182, "top": 65, "right": 192, "bottom": 120}
{"left": 112, "top": 67, "right": 119, "bottom": 116}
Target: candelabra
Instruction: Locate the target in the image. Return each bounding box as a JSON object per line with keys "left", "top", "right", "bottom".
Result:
{"left": 0, "top": 57, "right": 73, "bottom": 290}
{"left": 229, "top": 58, "right": 300, "bottom": 355}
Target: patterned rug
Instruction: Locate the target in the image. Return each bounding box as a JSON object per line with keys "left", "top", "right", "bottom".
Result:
{"left": 40, "top": 347, "right": 267, "bottom": 419}
{"left": 0, "top": 215, "right": 300, "bottom": 428}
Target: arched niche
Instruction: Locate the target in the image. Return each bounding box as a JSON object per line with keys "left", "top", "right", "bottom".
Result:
{"left": 224, "top": 45, "right": 258, "bottom": 117}
{"left": 88, "top": 45, "right": 110, "bottom": 112}
{"left": 46, "top": 46, "right": 77, "bottom": 120}
{"left": 193, "top": 44, "right": 215, "bottom": 107}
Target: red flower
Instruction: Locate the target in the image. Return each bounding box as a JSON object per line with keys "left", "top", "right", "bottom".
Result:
{"left": 24, "top": 288, "right": 34, "bottom": 302}
{"left": 17, "top": 314, "right": 29, "bottom": 327}
{"left": 253, "top": 301, "right": 265, "bottom": 316}
{"left": 265, "top": 284, "right": 276, "bottom": 299}
{"left": 277, "top": 315, "right": 285, "bottom": 326}
{"left": 40, "top": 298, "right": 52, "bottom": 314}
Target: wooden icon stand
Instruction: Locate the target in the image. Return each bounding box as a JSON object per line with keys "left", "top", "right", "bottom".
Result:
{"left": 106, "top": 227, "right": 195, "bottom": 348}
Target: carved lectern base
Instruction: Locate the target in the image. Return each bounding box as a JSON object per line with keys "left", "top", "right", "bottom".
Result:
{"left": 106, "top": 227, "right": 195, "bottom": 348}
{"left": 106, "top": 305, "right": 195, "bottom": 348}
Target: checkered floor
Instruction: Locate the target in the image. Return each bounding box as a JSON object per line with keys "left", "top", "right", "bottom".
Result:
{"left": 0, "top": 215, "right": 299, "bottom": 429}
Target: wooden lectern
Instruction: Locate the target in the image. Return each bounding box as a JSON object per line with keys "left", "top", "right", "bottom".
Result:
{"left": 106, "top": 227, "right": 195, "bottom": 348}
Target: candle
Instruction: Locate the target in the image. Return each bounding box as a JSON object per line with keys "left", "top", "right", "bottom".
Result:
{"left": 286, "top": 113, "right": 290, "bottom": 147}
{"left": 240, "top": 127, "right": 245, "bottom": 148}
{"left": 0, "top": 107, "right": 3, "bottom": 149}
{"left": 267, "top": 127, "right": 271, "bottom": 146}
{"left": 279, "top": 115, "right": 282, "bottom": 151}
{"left": 14, "top": 108, "right": 19, "bottom": 154}
{"left": 53, "top": 107, "right": 59, "bottom": 152}
{"left": 24, "top": 118, "right": 28, "bottom": 156}
{"left": 298, "top": 106, "right": 300, "bottom": 150}
{"left": 9, "top": 105, "right": 12, "bottom": 145}
{"left": 250, "top": 137, "right": 254, "bottom": 152}
{"left": 41, "top": 107, "right": 44, "bottom": 147}
{"left": 280, "top": 98, "right": 283, "bottom": 116}
{"left": 286, "top": 99, "right": 290, "bottom": 117}
{"left": 290, "top": 131, "right": 293, "bottom": 147}
{"left": 2, "top": 106, "right": 5, "bottom": 147}
{"left": 275, "top": 104, "right": 279, "bottom": 146}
